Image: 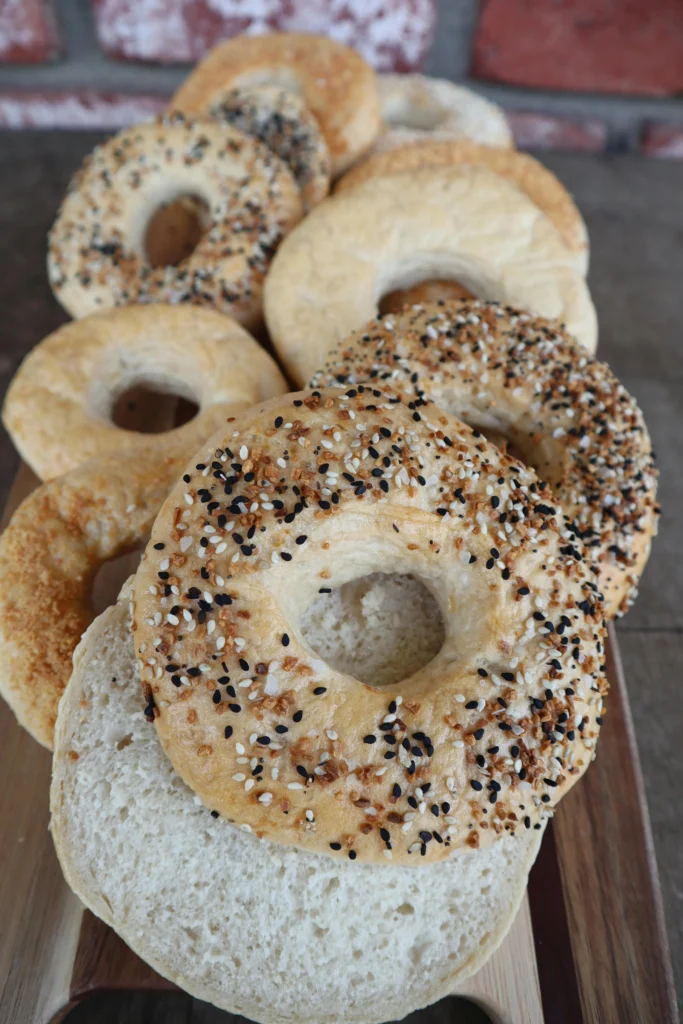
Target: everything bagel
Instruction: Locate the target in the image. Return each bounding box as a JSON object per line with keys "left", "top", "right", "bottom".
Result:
{"left": 0, "top": 449, "right": 184, "bottom": 749}
{"left": 3, "top": 305, "right": 288, "bottom": 481}
{"left": 132, "top": 386, "right": 606, "bottom": 865}
{"left": 48, "top": 115, "right": 302, "bottom": 327}
{"left": 264, "top": 165, "right": 598, "bottom": 385}
{"left": 311, "top": 302, "right": 659, "bottom": 618}
{"left": 209, "top": 86, "right": 330, "bottom": 211}
{"left": 171, "top": 34, "right": 380, "bottom": 176}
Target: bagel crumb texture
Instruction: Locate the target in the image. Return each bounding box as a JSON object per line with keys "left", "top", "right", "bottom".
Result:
{"left": 48, "top": 114, "right": 302, "bottom": 325}
{"left": 133, "top": 385, "right": 607, "bottom": 864}
{"left": 312, "top": 301, "right": 659, "bottom": 618}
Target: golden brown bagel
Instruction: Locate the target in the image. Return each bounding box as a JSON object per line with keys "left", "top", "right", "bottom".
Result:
{"left": 264, "top": 165, "right": 598, "bottom": 385}
{"left": 171, "top": 34, "right": 380, "bottom": 176}
{"left": 0, "top": 449, "right": 184, "bottom": 749}
{"left": 311, "top": 302, "right": 659, "bottom": 617}
{"left": 132, "top": 386, "right": 606, "bottom": 864}
{"left": 3, "top": 305, "right": 288, "bottom": 481}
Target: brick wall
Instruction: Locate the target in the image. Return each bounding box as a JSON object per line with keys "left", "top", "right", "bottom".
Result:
{"left": 0, "top": 0, "right": 681, "bottom": 156}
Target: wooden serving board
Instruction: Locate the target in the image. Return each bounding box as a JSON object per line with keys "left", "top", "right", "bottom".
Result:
{"left": 0, "top": 461, "right": 676, "bottom": 1024}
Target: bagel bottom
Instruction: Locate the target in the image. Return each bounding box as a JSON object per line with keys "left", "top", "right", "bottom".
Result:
{"left": 51, "top": 582, "right": 543, "bottom": 1024}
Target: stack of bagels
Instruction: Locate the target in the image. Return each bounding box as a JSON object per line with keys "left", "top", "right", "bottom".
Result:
{"left": 0, "top": 33, "right": 659, "bottom": 1024}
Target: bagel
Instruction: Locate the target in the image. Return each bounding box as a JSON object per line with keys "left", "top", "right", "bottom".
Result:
{"left": 47, "top": 115, "right": 302, "bottom": 326}
{"left": 336, "top": 139, "right": 589, "bottom": 275}
{"left": 2, "top": 305, "right": 288, "bottom": 481}
{"left": 264, "top": 166, "right": 598, "bottom": 385}
{"left": 0, "top": 449, "right": 184, "bottom": 749}
{"left": 311, "top": 302, "right": 659, "bottom": 619}
{"left": 171, "top": 34, "right": 380, "bottom": 176}
{"left": 132, "top": 386, "right": 606, "bottom": 865}
{"left": 376, "top": 74, "right": 513, "bottom": 152}
{"left": 51, "top": 586, "right": 544, "bottom": 1024}
{"left": 209, "top": 85, "right": 330, "bottom": 211}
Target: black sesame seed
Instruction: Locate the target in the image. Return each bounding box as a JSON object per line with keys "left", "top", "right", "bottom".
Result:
{"left": 313, "top": 686, "right": 327, "bottom": 695}
{"left": 470, "top": 780, "right": 483, "bottom": 791}
{"left": 330, "top": 842, "right": 342, "bottom": 851}
{"left": 364, "top": 735, "right": 377, "bottom": 744}
{"left": 224, "top": 726, "right": 233, "bottom": 739}
{"left": 293, "top": 710, "right": 304, "bottom": 722}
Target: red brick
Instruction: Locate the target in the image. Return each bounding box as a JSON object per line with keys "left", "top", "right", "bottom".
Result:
{"left": 0, "top": 0, "right": 60, "bottom": 63}
{"left": 641, "top": 124, "right": 683, "bottom": 159}
{"left": 90, "top": 0, "right": 436, "bottom": 70}
{"left": 0, "top": 92, "right": 167, "bottom": 128}
{"left": 508, "top": 112, "right": 607, "bottom": 153}
{"left": 473, "top": 0, "right": 683, "bottom": 97}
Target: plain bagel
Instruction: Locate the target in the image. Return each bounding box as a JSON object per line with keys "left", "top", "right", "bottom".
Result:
{"left": 171, "top": 34, "right": 381, "bottom": 176}
{"left": 375, "top": 74, "right": 513, "bottom": 152}
{"left": 132, "top": 386, "right": 606, "bottom": 864}
{"left": 311, "top": 302, "right": 659, "bottom": 619}
{"left": 336, "top": 139, "right": 589, "bottom": 275}
{"left": 0, "top": 449, "right": 184, "bottom": 749}
{"left": 209, "top": 85, "right": 331, "bottom": 211}
{"left": 48, "top": 115, "right": 302, "bottom": 327}
{"left": 2, "top": 305, "right": 288, "bottom": 481}
{"left": 264, "top": 165, "right": 598, "bottom": 385}
{"left": 51, "top": 587, "right": 544, "bottom": 1024}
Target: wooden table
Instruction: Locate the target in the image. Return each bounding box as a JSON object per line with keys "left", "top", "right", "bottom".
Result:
{"left": 0, "top": 135, "right": 681, "bottom": 1022}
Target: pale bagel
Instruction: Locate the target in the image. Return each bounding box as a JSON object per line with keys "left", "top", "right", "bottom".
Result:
{"left": 51, "top": 585, "right": 544, "bottom": 1024}
{"left": 264, "top": 166, "right": 598, "bottom": 385}
{"left": 336, "top": 139, "right": 589, "bottom": 274}
{"left": 0, "top": 449, "right": 183, "bottom": 749}
{"left": 376, "top": 74, "right": 513, "bottom": 152}
{"left": 48, "top": 115, "right": 302, "bottom": 326}
{"left": 2, "top": 305, "right": 288, "bottom": 481}
{"left": 209, "top": 85, "right": 331, "bottom": 211}
{"left": 312, "top": 302, "right": 659, "bottom": 619}
{"left": 132, "top": 387, "right": 606, "bottom": 865}
{"left": 171, "top": 34, "right": 381, "bottom": 176}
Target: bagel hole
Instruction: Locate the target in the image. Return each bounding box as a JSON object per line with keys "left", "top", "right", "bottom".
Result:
{"left": 91, "top": 545, "right": 146, "bottom": 616}
{"left": 377, "top": 255, "right": 499, "bottom": 317}
{"left": 144, "top": 193, "right": 210, "bottom": 267}
{"left": 382, "top": 100, "right": 446, "bottom": 132}
{"left": 298, "top": 572, "right": 445, "bottom": 687}
{"left": 232, "top": 68, "right": 303, "bottom": 95}
{"left": 379, "top": 278, "right": 476, "bottom": 316}
{"left": 112, "top": 383, "right": 199, "bottom": 433}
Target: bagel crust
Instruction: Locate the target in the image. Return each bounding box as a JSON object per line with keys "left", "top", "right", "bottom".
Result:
{"left": 264, "top": 166, "right": 598, "bottom": 386}
{"left": 0, "top": 449, "right": 184, "bottom": 749}
{"left": 336, "top": 139, "right": 589, "bottom": 275}
{"left": 171, "top": 34, "right": 381, "bottom": 176}
{"left": 47, "top": 115, "right": 302, "bottom": 325}
{"left": 312, "top": 303, "right": 659, "bottom": 618}
{"left": 133, "top": 387, "right": 606, "bottom": 865}
{"left": 209, "top": 86, "right": 331, "bottom": 211}
{"left": 2, "top": 305, "right": 288, "bottom": 481}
